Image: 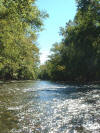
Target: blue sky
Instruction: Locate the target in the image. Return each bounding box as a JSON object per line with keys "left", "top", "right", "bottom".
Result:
{"left": 36, "top": 0, "right": 77, "bottom": 64}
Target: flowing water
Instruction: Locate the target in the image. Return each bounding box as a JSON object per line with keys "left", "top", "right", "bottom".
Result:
{"left": 0, "top": 80, "right": 100, "bottom": 133}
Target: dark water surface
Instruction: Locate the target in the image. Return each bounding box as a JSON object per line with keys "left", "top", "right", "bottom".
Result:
{"left": 0, "top": 80, "right": 100, "bottom": 133}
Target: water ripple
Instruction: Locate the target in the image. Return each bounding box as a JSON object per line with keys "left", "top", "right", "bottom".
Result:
{"left": 0, "top": 81, "right": 100, "bottom": 133}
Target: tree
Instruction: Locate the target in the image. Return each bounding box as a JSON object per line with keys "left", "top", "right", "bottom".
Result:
{"left": 41, "top": 0, "right": 100, "bottom": 82}
{"left": 0, "top": 0, "right": 48, "bottom": 80}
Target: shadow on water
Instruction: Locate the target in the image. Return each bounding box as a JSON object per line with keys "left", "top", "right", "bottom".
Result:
{"left": 0, "top": 109, "right": 19, "bottom": 133}
{"left": 30, "top": 83, "right": 100, "bottom": 100}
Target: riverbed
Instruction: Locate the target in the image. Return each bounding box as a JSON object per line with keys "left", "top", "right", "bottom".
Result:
{"left": 0, "top": 80, "right": 100, "bottom": 133}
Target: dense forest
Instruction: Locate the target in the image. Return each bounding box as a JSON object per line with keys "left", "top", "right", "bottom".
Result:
{"left": 0, "top": 0, "right": 47, "bottom": 80}
{"left": 39, "top": 0, "right": 100, "bottom": 82}
{"left": 0, "top": 0, "right": 100, "bottom": 81}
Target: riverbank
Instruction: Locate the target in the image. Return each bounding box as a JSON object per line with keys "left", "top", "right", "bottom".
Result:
{"left": 55, "top": 80, "right": 100, "bottom": 85}
{"left": 1, "top": 79, "right": 100, "bottom": 85}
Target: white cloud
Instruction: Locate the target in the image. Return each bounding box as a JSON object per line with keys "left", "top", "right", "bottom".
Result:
{"left": 40, "top": 50, "right": 50, "bottom": 64}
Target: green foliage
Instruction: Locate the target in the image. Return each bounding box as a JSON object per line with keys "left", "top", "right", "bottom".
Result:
{"left": 0, "top": 0, "right": 47, "bottom": 80}
{"left": 41, "top": 0, "right": 100, "bottom": 82}
{"left": 38, "top": 64, "right": 50, "bottom": 80}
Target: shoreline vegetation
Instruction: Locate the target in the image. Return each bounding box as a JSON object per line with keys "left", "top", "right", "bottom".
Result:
{"left": 0, "top": 0, "right": 48, "bottom": 80}
{"left": 0, "top": 0, "right": 100, "bottom": 82}
{"left": 39, "top": 0, "right": 100, "bottom": 82}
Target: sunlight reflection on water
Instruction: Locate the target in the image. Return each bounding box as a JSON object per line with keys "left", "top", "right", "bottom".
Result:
{"left": 0, "top": 80, "right": 100, "bottom": 133}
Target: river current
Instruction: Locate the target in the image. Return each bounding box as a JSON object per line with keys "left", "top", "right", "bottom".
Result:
{"left": 0, "top": 80, "right": 100, "bottom": 133}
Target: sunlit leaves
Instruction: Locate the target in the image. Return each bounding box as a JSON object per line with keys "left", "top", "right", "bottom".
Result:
{"left": 0, "top": 0, "right": 47, "bottom": 80}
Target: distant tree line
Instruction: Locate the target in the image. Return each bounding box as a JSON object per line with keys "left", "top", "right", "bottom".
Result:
{"left": 39, "top": 0, "right": 100, "bottom": 82}
{"left": 0, "top": 0, "right": 47, "bottom": 80}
